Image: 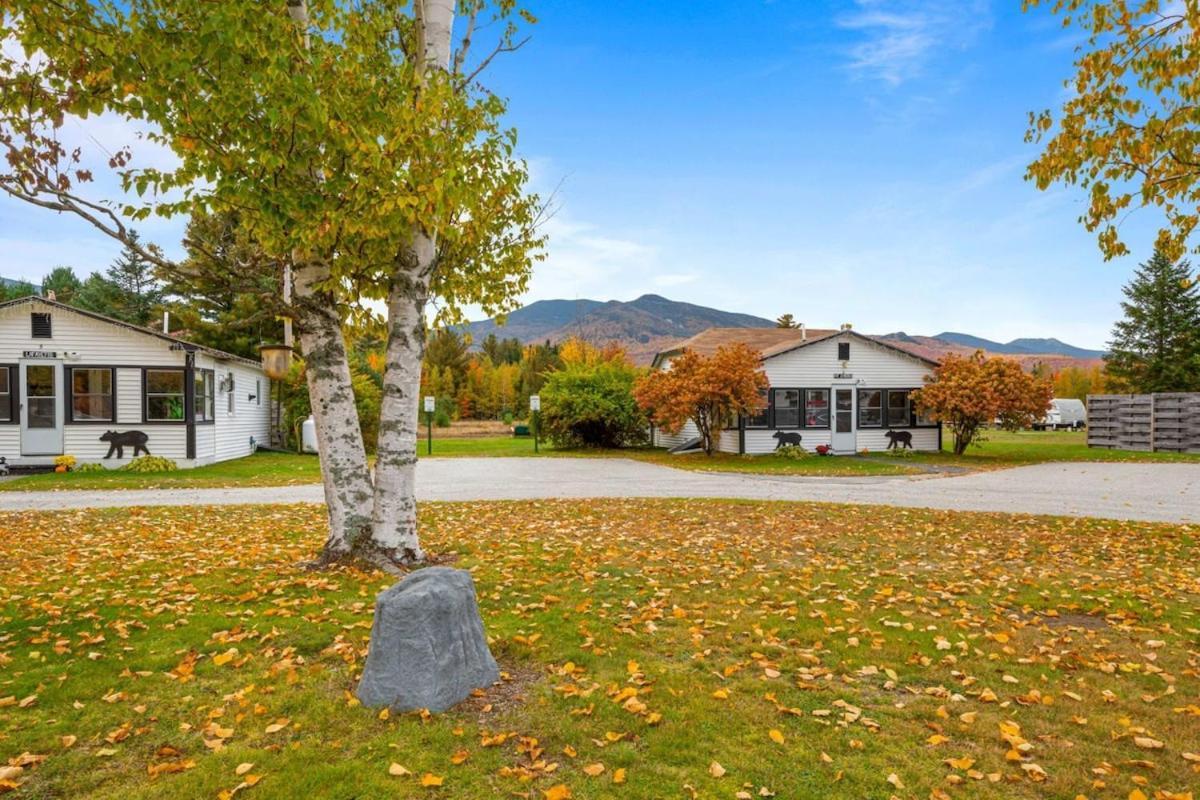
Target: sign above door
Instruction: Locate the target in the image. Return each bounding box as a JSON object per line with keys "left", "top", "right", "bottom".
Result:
{"left": 22, "top": 350, "right": 58, "bottom": 359}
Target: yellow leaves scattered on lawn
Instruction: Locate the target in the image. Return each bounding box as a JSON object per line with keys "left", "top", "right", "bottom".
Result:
{"left": 708, "top": 761, "right": 726, "bottom": 778}
{"left": 1133, "top": 736, "right": 1164, "bottom": 750}
{"left": 582, "top": 763, "right": 604, "bottom": 776}
{"left": 264, "top": 718, "right": 289, "bottom": 734}
{"left": 388, "top": 763, "right": 411, "bottom": 777}
{"left": 613, "top": 768, "right": 626, "bottom": 784}
{"left": 235, "top": 763, "right": 254, "bottom": 776}
{"left": 450, "top": 749, "right": 470, "bottom": 765}
{"left": 542, "top": 784, "right": 571, "bottom": 800}
{"left": 768, "top": 729, "right": 785, "bottom": 745}
{"left": 944, "top": 756, "right": 975, "bottom": 771}
{"left": 419, "top": 773, "right": 444, "bottom": 787}
{"left": 712, "top": 689, "right": 729, "bottom": 700}
{"left": 886, "top": 772, "right": 904, "bottom": 789}
{"left": 212, "top": 648, "right": 238, "bottom": 667}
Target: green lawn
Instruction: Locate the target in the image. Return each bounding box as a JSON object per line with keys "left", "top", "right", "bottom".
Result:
{"left": 2, "top": 500, "right": 1198, "bottom": 799}
{"left": 2, "top": 429, "right": 1196, "bottom": 492}
{"left": 911, "top": 428, "right": 1200, "bottom": 469}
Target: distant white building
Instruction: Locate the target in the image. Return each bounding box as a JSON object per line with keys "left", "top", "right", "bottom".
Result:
{"left": 649, "top": 326, "right": 942, "bottom": 454}
{"left": 0, "top": 296, "right": 270, "bottom": 468}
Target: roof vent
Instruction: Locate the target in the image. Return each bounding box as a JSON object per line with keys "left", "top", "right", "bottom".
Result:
{"left": 31, "top": 312, "right": 52, "bottom": 339}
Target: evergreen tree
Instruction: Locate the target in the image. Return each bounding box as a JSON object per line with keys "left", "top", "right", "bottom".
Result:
{"left": 41, "top": 266, "right": 82, "bottom": 303}
{"left": 0, "top": 278, "right": 38, "bottom": 301}
{"left": 775, "top": 313, "right": 797, "bottom": 328}
{"left": 103, "top": 231, "right": 164, "bottom": 326}
{"left": 1105, "top": 248, "right": 1200, "bottom": 393}
{"left": 159, "top": 211, "right": 285, "bottom": 358}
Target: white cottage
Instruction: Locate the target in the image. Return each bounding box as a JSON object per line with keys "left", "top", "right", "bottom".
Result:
{"left": 649, "top": 326, "right": 942, "bottom": 455}
{"left": 0, "top": 296, "right": 270, "bottom": 468}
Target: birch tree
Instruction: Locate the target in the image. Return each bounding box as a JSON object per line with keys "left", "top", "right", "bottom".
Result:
{"left": 0, "top": 1, "right": 543, "bottom": 568}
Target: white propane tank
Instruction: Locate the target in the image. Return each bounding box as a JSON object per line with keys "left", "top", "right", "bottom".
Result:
{"left": 301, "top": 416, "right": 319, "bottom": 454}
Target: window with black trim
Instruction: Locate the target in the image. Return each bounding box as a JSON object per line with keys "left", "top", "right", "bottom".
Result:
{"left": 195, "top": 369, "right": 215, "bottom": 422}
{"left": 31, "top": 312, "right": 52, "bottom": 338}
{"left": 886, "top": 390, "right": 911, "bottom": 427}
{"left": 857, "top": 389, "right": 883, "bottom": 427}
{"left": 70, "top": 368, "right": 114, "bottom": 422}
{"left": 145, "top": 369, "right": 186, "bottom": 421}
{"left": 745, "top": 389, "right": 770, "bottom": 429}
{"left": 772, "top": 388, "right": 801, "bottom": 428}
{"left": 837, "top": 341, "right": 850, "bottom": 361}
{"left": 0, "top": 367, "right": 11, "bottom": 422}
{"left": 226, "top": 373, "right": 236, "bottom": 415}
{"left": 804, "top": 389, "right": 830, "bottom": 428}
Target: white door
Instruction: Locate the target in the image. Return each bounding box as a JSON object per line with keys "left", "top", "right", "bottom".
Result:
{"left": 20, "top": 360, "right": 64, "bottom": 456}
{"left": 831, "top": 386, "right": 856, "bottom": 454}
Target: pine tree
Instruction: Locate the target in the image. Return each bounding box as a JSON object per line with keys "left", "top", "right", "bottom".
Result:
{"left": 104, "top": 231, "right": 164, "bottom": 326}
{"left": 775, "top": 313, "right": 797, "bottom": 328}
{"left": 1105, "top": 247, "right": 1200, "bottom": 392}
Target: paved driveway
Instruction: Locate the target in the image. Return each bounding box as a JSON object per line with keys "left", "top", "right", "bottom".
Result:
{"left": 0, "top": 458, "right": 1196, "bottom": 523}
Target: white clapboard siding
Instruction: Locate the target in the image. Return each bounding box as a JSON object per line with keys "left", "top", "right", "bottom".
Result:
{"left": 764, "top": 335, "right": 931, "bottom": 388}
{"left": 213, "top": 363, "right": 271, "bottom": 463}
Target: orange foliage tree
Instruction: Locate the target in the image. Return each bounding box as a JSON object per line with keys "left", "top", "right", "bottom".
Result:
{"left": 633, "top": 344, "right": 768, "bottom": 456}
{"left": 913, "top": 352, "right": 1054, "bottom": 455}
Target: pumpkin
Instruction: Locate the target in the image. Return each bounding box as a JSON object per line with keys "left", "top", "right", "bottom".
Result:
{"left": 55, "top": 465, "right": 68, "bottom": 473}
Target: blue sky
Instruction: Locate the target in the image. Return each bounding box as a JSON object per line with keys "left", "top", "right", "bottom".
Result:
{"left": 0, "top": 1, "right": 1168, "bottom": 348}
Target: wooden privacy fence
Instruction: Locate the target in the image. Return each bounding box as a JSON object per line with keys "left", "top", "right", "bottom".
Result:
{"left": 1087, "top": 393, "right": 1200, "bottom": 453}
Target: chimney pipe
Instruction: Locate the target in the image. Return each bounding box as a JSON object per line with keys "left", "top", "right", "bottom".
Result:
{"left": 163, "top": 310, "right": 170, "bottom": 335}
{"left": 800, "top": 323, "right": 806, "bottom": 341}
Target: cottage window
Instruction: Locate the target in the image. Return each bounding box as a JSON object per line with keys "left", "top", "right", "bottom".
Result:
{"left": 772, "top": 389, "right": 801, "bottom": 428}
{"left": 837, "top": 341, "right": 850, "bottom": 361}
{"left": 804, "top": 389, "right": 830, "bottom": 428}
{"left": 31, "top": 312, "right": 52, "bottom": 339}
{"left": 145, "top": 369, "right": 186, "bottom": 421}
{"left": 745, "top": 389, "right": 769, "bottom": 429}
{"left": 886, "top": 390, "right": 911, "bottom": 427}
{"left": 195, "top": 369, "right": 215, "bottom": 422}
{"left": 857, "top": 389, "right": 883, "bottom": 427}
{"left": 0, "top": 367, "right": 10, "bottom": 422}
{"left": 70, "top": 368, "right": 114, "bottom": 422}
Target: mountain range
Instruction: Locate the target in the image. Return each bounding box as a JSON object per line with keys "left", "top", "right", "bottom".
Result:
{"left": 466, "top": 295, "right": 1106, "bottom": 366}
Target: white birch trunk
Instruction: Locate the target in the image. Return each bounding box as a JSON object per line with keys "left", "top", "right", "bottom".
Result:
{"left": 292, "top": 257, "right": 376, "bottom": 558}
{"left": 368, "top": 0, "right": 456, "bottom": 562}
{"left": 370, "top": 263, "right": 431, "bottom": 562}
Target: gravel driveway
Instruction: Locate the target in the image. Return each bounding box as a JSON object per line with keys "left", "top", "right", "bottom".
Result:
{"left": 0, "top": 458, "right": 1196, "bottom": 523}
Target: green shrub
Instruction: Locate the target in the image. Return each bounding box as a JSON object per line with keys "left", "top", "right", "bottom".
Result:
{"left": 120, "top": 455, "right": 179, "bottom": 472}
{"left": 884, "top": 446, "right": 915, "bottom": 458}
{"left": 540, "top": 360, "right": 647, "bottom": 448}
{"left": 502, "top": 410, "right": 514, "bottom": 426}
{"left": 75, "top": 462, "right": 107, "bottom": 473}
{"left": 434, "top": 407, "right": 452, "bottom": 427}
{"left": 774, "top": 444, "right": 809, "bottom": 460}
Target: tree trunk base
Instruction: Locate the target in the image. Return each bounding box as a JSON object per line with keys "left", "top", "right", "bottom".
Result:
{"left": 305, "top": 540, "right": 426, "bottom": 575}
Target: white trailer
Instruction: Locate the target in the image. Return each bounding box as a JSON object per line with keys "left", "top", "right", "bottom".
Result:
{"left": 1033, "top": 398, "right": 1087, "bottom": 430}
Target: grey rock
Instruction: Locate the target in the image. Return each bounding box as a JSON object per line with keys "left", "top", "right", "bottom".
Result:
{"left": 356, "top": 566, "right": 499, "bottom": 712}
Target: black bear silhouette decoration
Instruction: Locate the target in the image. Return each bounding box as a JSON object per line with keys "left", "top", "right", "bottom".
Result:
{"left": 100, "top": 430, "right": 151, "bottom": 459}
{"left": 885, "top": 430, "right": 913, "bottom": 450}
{"left": 772, "top": 431, "right": 802, "bottom": 449}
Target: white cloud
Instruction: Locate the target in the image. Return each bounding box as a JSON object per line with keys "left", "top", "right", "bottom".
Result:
{"left": 837, "top": 0, "right": 991, "bottom": 86}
